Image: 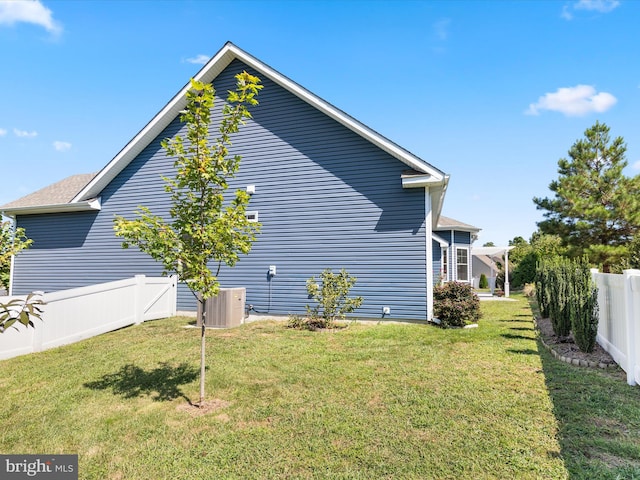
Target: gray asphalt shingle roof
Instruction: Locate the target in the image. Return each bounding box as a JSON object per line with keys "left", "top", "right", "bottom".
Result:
{"left": 437, "top": 215, "right": 480, "bottom": 232}
{"left": 1, "top": 173, "right": 96, "bottom": 209}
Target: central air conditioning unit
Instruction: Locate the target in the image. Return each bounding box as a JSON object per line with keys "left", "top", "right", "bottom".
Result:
{"left": 196, "top": 287, "right": 246, "bottom": 328}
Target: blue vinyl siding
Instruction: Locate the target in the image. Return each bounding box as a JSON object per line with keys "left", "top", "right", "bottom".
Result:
{"left": 13, "top": 59, "right": 428, "bottom": 320}
{"left": 433, "top": 229, "right": 473, "bottom": 283}
{"left": 454, "top": 231, "right": 471, "bottom": 245}
{"left": 432, "top": 241, "right": 442, "bottom": 284}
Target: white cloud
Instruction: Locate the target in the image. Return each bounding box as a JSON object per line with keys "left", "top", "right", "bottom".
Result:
{"left": 13, "top": 128, "right": 38, "bottom": 138}
{"left": 0, "top": 128, "right": 6, "bottom": 136}
{"left": 561, "top": 5, "right": 574, "bottom": 20}
{"left": 525, "top": 85, "right": 617, "bottom": 117}
{"left": 562, "top": 0, "right": 620, "bottom": 19}
{"left": 632, "top": 160, "right": 640, "bottom": 170}
{"left": 53, "top": 140, "right": 71, "bottom": 152}
{"left": 0, "top": 0, "right": 62, "bottom": 35}
{"left": 574, "top": 0, "right": 620, "bottom": 12}
{"left": 185, "top": 54, "right": 209, "bottom": 65}
{"left": 433, "top": 18, "right": 451, "bottom": 41}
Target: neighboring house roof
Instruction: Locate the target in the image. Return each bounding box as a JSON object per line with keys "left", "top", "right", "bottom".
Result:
{"left": 474, "top": 254, "right": 496, "bottom": 269}
{"left": 1, "top": 173, "right": 100, "bottom": 216}
{"left": 436, "top": 215, "right": 480, "bottom": 233}
{"left": 2, "top": 42, "right": 449, "bottom": 222}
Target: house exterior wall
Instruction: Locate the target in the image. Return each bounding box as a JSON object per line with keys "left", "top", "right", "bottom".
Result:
{"left": 432, "top": 241, "right": 443, "bottom": 284}
{"left": 433, "top": 229, "right": 473, "bottom": 282}
{"left": 12, "top": 59, "right": 430, "bottom": 320}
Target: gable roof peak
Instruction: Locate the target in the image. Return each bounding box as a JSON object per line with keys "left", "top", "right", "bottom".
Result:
{"left": 71, "top": 42, "right": 445, "bottom": 204}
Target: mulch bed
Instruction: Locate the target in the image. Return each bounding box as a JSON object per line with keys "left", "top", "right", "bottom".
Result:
{"left": 535, "top": 316, "right": 617, "bottom": 369}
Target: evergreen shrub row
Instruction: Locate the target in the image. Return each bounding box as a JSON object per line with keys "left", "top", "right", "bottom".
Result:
{"left": 535, "top": 257, "right": 599, "bottom": 353}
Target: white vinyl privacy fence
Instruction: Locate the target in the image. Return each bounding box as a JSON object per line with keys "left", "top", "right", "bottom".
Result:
{"left": 0, "top": 275, "right": 177, "bottom": 361}
{"left": 592, "top": 269, "right": 640, "bottom": 386}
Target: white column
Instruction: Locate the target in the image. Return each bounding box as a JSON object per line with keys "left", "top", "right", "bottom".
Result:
{"left": 504, "top": 249, "right": 510, "bottom": 298}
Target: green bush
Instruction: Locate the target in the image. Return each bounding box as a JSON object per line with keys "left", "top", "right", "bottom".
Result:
{"left": 538, "top": 257, "right": 572, "bottom": 338}
{"left": 479, "top": 273, "right": 488, "bottom": 289}
{"left": 305, "top": 268, "right": 363, "bottom": 329}
{"left": 535, "top": 259, "right": 551, "bottom": 319}
{"left": 536, "top": 256, "right": 599, "bottom": 351}
{"left": 569, "top": 260, "right": 599, "bottom": 353}
{"left": 433, "top": 282, "right": 481, "bottom": 328}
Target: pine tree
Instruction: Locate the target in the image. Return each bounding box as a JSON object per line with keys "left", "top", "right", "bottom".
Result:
{"left": 533, "top": 122, "right": 640, "bottom": 270}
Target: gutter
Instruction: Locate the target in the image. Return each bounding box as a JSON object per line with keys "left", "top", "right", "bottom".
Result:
{"left": 1, "top": 198, "right": 102, "bottom": 217}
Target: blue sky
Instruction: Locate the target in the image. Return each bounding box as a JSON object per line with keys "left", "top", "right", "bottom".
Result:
{"left": 1, "top": 0, "right": 638, "bottom": 246}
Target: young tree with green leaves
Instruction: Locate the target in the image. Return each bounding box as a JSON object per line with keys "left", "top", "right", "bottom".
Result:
{"left": 533, "top": 121, "right": 640, "bottom": 270}
{"left": 1, "top": 220, "right": 32, "bottom": 290}
{"left": 114, "top": 73, "right": 262, "bottom": 406}
{"left": 0, "top": 292, "right": 44, "bottom": 334}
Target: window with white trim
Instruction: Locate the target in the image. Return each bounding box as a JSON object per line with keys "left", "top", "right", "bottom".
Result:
{"left": 456, "top": 247, "right": 469, "bottom": 282}
{"left": 442, "top": 248, "right": 448, "bottom": 282}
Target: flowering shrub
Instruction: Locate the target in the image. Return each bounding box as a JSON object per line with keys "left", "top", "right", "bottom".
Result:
{"left": 433, "top": 282, "right": 481, "bottom": 328}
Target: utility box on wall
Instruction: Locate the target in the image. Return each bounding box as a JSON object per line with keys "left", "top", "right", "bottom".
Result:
{"left": 196, "top": 288, "right": 246, "bottom": 328}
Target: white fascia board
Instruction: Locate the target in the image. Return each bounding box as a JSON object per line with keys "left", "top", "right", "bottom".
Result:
{"left": 226, "top": 44, "right": 445, "bottom": 178}
{"left": 71, "top": 48, "right": 237, "bottom": 203}
{"left": 432, "top": 233, "right": 449, "bottom": 247}
{"left": 73, "top": 42, "right": 444, "bottom": 203}
{"left": 2, "top": 198, "right": 101, "bottom": 216}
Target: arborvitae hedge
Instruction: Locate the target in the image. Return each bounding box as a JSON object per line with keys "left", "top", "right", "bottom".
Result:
{"left": 535, "top": 256, "right": 599, "bottom": 353}
{"left": 569, "top": 259, "right": 599, "bottom": 353}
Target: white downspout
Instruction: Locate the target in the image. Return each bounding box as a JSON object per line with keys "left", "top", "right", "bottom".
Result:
{"left": 425, "top": 188, "right": 433, "bottom": 321}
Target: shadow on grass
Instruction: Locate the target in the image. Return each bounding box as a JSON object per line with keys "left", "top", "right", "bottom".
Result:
{"left": 506, "top": 348, "right": 539, "bottom": 355}
{"left": 538, "top": 343, "right": 640, "bottom": 479}
{"left": 84, "top": 362, "right": 198, "bottom": 403}
{"left": 525, "top": 295, "right": 640, "bottom": 478}
{"left": 501, "top": 333, "right": 534, "bottom": 341}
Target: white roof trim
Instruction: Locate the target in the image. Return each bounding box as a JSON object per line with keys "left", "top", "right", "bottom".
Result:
{"left": 471, "top": 246, "right": 514, "bottom": 257}
{"left": 73, "top": 42, "right": 445, "bottom": 203}
{"left": 432, "top": 233, "right": 449, "bottom": 247}
{"left": 2, "top": 198, "right": 101, "bottom": 216}
{"left": 402, "top": 174, "right": 438, "bottom": 189}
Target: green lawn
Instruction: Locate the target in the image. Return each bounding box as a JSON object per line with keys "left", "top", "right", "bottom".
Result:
{"left": 1, "top": 294, "right": 638, "bottom": 479}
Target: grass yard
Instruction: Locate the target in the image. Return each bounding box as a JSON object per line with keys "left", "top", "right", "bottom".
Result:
{"left": 1, "top": 294, "right": 639, "bottom": 479}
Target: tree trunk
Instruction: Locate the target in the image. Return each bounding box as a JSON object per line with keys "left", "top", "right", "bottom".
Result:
{"left": 199, "top": 295, "right": 206, "bottom": 406}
